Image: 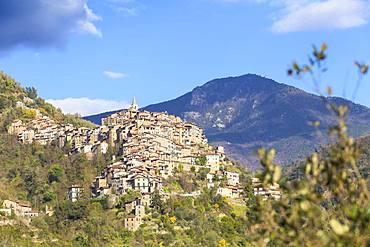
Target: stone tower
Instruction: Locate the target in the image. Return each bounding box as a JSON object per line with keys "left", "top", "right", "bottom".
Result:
{"left": 130, "top": 97, "right": 139, "bottom": 112}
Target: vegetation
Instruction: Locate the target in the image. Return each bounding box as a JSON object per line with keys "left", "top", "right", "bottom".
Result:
{"left": 0, "top": 44, "right": 370, "bottom": 246}
{"left": 0, "top": 70, "right": 96, "bottom": 130}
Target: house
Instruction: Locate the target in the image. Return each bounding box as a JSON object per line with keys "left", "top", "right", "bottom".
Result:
{"left": 217, "top": 186, "right": 242, "bottom": 199}
{"left": 124, "top": 199, "right": 141, "bottom": 214}
{"left": 3, "top": 200, "right": 32, "bottom": 215}
{"left": 92, "top": 176, "right": 109, "bottom": 197}
{"left": 206, "top": 154, "right": 221, "bottom": 173}
{"left": 8, "top": 120, "right": 26, "bottom": 135}
{"left": 206, "top": 173, "right": 215, "bottom": 188}
{"left": 216, "top": 146, "right": 225, "bottom": 155}
{"left": 124, "top": 195, "right": 145, "bottom": 231}
{"left": 99, "top": 141, "right": 109, "bottom": 154}
{"left": 206, "top": 153, "right": 220, "bottom": 164}
{"left": 1, "top": 200, "right": 38, "bottom": 218}
{"left": 225, "top": 171, "right": 240, "bottom": 186}
{"left": 252, "top": 177, "right": 282, "bottom": 200}
{"left": 68, "top": 185, "right": 83, "bottom": 202}
{"left": 217, "top": 187, "right": 233, "bottom": 198}
{"left": 3, "top": 200, "right": 19, "bottom": 210}
{"left": 19, "top": 129, "right": 35, "bottom": 144}
{"left": 45, "top": 205, "right": 54, "bottom": 216}
{"left": 124, "top": 215, "right": 142, "bottom": 231}
{"left": 140, "top": 193, "right": 151, "bottom": 207}
{"left": 23, "top": 210, "right": 39, "bottom": 218}
{"left": 127, "top": 174, "right": 162, "bottom": 194}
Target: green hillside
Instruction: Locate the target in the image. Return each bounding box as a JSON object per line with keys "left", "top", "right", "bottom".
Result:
{"left": 0, "top": 130, "right": 253, "bottom": 246}
{"left": 0, "top": 132, "right": 125, "bottom": 245}
{"left": 0, "top": 70, "right": 369, "bottom": 246}
{"left": 0, "top": 70, "right": 253, "bottom": 245}
{"left": 0, "top": 71, "right": 95, "bottom": 130}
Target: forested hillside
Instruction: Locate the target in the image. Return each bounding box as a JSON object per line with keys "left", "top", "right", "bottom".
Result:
{"left": 0, "top": 70, "right": 104, "bottom": 212}
{"left": 1, "top": 42, "right": 370, "bottom": 246}
{"left": 0, "top": 130, "right": 254, "bottom": 246}
{"left": 287, "top": 135, "right": 370, "bottom": 182}
{"left": 0, "top": 70, "right": 254, "bottom": 245}
{"left": 357, "top": 135, "right": 370, "bottom": 178}
{"left": 0, "top": 71, "right": 95, "bottom": 131}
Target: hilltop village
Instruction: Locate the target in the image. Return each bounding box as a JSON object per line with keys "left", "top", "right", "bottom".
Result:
{"left": 5, "top": 98, "right": 281, "bottom": 230}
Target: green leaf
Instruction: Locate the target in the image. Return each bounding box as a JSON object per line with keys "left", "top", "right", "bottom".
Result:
{"left": 329, "top": 219, "right": 349, "bottom": 236}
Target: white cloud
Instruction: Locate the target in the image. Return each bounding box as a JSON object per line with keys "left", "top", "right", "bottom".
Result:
{"left": 271, "top": 0, "right": 370, "bottom": 33}
{"left": 117, "top": 6, "right": 139, "bottom": 16}
{"left": 0, "top": 0, "right": 102, "bottom": 51}
{"left": 79, "top": 4, "right": 103, "bottom": 37}
{"left": 103, "top": 70, "right": 128, "bottom": 79}
{"left": 47, "top": 98, "right": 129, "bottom": 116}
{"left": 79, "top": 21, "right": 102, "bottom": 37}
{"left": 105, "top": 0, "right": 144, "bottom": 16}
{"left": 215, "top": 0, "right": 370, "bottom": 32}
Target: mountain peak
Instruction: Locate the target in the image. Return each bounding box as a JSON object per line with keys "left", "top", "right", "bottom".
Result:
{"left": 84, "top": 74, "right": 370, "bottom": 169}
{"left": 143, "top": 74, "right": 370, "bottom": 168}
{"left": 202, "top": 73, "right": 282, "bottom": 89}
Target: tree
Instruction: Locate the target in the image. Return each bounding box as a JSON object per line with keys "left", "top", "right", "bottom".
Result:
{"left": 74, "top": 234, "right": 90, "bottom": 247}
{"left": 48, "top": 163, "right": 64, "bottom": 183}
{"left": 252, "top": 43, "right": 370, "bottom": 246}
{"left": 178, "top": 164, "right": 184, "bottom": 172}
{"left": 116, "top": 190, "right": 140, "bottom": 208}
{"left": 42, "top": 190, "right": 56, "bottom": 203}
{"left": 55, "top": 200, "right": 88, "bottom": 221}
{"left": 197, "top": 167, "right": 210, "bottom": 181}
{"left": 151, "top": 190, "right": 163, "bottom": 213}
{"left": 196, "top": 156, "right": 207, "bottom": 166}
{"left": 25, "top": 87, "right": 38, "bottom": 99}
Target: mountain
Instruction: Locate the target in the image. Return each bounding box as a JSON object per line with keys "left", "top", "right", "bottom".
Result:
{"left": 85, "top": 74, "right": 370, "bottom": 169}
{"left": 83, "top": 109, "right": 121, "bottom": 125}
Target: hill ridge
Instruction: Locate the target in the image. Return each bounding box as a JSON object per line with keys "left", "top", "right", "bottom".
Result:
{"left": 84, "top": 74, "right": 370, "bottom": 169}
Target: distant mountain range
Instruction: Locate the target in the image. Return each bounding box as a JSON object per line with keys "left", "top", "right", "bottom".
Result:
{"left": 84, "top": 74, "right": 370, "bottom": 169}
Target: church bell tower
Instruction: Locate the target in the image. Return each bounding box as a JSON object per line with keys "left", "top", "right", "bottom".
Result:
{"left": 130, "top": 97, "right": 139, "bottom": 112}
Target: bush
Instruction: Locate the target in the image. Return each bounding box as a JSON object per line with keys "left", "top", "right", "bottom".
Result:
{"left": 48, "top": 163, "right": 64, "bottom": 183}
{"left": 55, "top": 200, "right": 88, "bottom": 222}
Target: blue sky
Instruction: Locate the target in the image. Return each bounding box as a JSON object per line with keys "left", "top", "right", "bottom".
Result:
{"left": 0, "top": 0, "right": 370, "bottom": 116}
